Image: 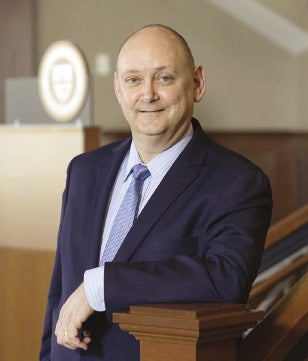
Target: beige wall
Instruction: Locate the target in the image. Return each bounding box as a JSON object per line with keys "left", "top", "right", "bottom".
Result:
{"left": 0, "top": 126, "right": 87, "bottom": 250}
{"left": 36, "top": 0, "right": 308, "bottom": 132}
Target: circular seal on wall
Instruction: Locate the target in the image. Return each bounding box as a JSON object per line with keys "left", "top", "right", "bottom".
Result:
{"left": 38, "top": 41, "right": 89, "bottom": 122}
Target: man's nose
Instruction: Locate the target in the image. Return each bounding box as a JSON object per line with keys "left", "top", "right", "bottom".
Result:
{"left": 141, "top": 80, "right": 158, "bottom": 102}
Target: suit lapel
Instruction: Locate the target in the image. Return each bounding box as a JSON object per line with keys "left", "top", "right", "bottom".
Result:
{"left": 85, "top": 140, "right": 131, "bottom": 268}
{"left": 114, "top": 120, "right": 210, "bottom": 262}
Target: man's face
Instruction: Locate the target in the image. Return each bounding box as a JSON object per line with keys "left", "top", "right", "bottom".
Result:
{"left": 114, "top": 28, "right": 205, "bottom": 144}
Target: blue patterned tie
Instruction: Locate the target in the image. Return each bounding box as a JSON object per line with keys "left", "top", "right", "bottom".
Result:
{"left": 100, "top": 164, "right": 151, "bottom": 264}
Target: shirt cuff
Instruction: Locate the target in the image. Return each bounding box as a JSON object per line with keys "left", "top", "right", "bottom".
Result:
{"left": 84, "top": 266, "right": 106, "bottom": 312}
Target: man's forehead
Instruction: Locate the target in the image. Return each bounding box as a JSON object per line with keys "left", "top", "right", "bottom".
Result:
{"left": 117, "top": 49, "right": 179, "bottom": 74}
{"left": 118, "top": 36, "right": 182, "bottom": 69}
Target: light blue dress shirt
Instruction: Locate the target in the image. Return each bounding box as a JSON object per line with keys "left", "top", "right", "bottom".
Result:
{"left": 84, "top": 126, "right": 193, "bottom": 311}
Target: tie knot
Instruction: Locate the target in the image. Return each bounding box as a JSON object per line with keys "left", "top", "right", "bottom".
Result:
{"left": 132, "top": 164, "right": 151, "bottom": 181}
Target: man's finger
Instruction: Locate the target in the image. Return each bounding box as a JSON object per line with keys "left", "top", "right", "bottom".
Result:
{"left": 56, "top": 330, "right": 91, "bottom": 350}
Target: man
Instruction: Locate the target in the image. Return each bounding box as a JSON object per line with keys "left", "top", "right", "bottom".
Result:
{"left": 40, "top": 24, "right": 272, "bottom": 360}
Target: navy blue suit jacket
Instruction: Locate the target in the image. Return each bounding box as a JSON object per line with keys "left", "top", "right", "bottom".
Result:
{"left": 40, "top": 118, "right": 272, "bottom": 360}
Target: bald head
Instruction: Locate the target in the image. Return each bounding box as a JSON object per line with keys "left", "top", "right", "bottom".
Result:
{"left": 117, "top": 24, "right": 195, "bottom": 70}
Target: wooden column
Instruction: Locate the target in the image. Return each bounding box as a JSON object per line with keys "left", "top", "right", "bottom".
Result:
{"left": 113, "top": 303, "right": 263, "bottom": 361}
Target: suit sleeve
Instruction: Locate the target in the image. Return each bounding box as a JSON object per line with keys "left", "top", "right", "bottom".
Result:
{"left": 39, "top": 162, "right": 72, "bottom": 361}
{"left": 103, "top": 168, "right": 272, "bottom": 321}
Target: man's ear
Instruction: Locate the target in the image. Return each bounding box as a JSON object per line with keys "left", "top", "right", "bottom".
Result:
{"left": 193, "top": 65, "right": 206, "bottom": 103}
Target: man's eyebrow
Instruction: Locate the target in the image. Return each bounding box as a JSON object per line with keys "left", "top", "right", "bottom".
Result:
{"left": 121, "top": 66, "right": 173, "bottom": 75}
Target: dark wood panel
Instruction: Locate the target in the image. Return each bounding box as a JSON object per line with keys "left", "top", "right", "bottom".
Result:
{"left": 208, "top": 132, "right": 308, "bottom": 223}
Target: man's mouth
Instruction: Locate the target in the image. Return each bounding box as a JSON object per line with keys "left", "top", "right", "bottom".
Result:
{"left": 140, "top": 109, "right": 164, "bottom": 113}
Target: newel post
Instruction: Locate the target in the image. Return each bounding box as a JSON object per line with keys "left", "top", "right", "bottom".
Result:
{"left": 113, "top": 303, "right": 263, "bottom": 361}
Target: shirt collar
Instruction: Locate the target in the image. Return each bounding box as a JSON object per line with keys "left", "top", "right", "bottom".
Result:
{"left": 124, "top": 123, "right": 193, "bottom": 181}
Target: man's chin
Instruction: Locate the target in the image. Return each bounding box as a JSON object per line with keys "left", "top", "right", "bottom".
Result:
{"left": 136, "top": 127, "right": 166, "bottom": 137}
{"left": 134, "top": 118, "right": 168, "bottom": 136}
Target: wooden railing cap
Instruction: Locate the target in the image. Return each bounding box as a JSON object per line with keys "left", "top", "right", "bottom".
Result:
{"left": 113, "top": 302, "right": 263, "bottom": 333}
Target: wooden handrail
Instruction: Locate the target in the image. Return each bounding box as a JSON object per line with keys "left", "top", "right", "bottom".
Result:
{"left": 264, "top": 204, "right": 308, "bottom": 250}
{"left": 249, "top": 204, "right": 308, "bottom": 307}
{"left": 238, "top": 274, "right": 308, "bottom": 361}
{"left": 250, "top": 255, "right": 308, "bottom": 301}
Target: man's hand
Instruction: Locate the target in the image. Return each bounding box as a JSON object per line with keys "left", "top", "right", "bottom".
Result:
{"left": 55, "top": 283, "right": 94, "bottom": 350}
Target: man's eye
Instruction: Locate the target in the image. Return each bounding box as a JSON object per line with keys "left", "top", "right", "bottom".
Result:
{"left": 127, "top": 77, "right": 138, "bottom": 84}
{"left": 158, "top": 75, "right": 173, "bottom": 83}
